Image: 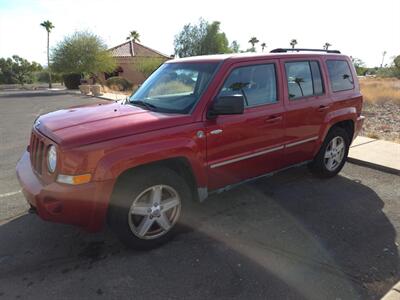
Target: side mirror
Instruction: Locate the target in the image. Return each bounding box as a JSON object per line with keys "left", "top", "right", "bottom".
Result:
{"left": 207, "top": 95, "right": 244, "bottom": 119}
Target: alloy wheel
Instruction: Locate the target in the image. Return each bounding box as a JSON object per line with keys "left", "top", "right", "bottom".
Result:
{"left": 128, "top": 185, "right": 181, "bottom": 240}
{"left": 324, "top": 136, "right": 346, "bottom": 172}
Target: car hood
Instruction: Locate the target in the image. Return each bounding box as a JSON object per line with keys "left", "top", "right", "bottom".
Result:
{"left": 35, "top": 102, "right": 193, "bottom": 148}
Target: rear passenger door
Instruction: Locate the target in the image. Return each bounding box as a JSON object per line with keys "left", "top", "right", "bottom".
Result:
{"left": 206, "top": 60, "right": 285, "bottom": 190}
{"left": 281, "top": 59, "right": 331, "bottom": 166}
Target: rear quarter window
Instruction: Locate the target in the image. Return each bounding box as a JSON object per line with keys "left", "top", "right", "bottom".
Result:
{"left": 326, "top": 60, "right": 354, "bottom": 92}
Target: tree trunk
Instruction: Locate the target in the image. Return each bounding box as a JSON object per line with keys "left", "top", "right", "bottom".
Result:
{"left": 47, "top": 31, "right": 52, "bottom": 89}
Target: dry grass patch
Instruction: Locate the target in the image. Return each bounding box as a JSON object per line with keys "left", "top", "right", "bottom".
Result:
{"left": 359, "top": 78, "right": 400, "bottom": 104}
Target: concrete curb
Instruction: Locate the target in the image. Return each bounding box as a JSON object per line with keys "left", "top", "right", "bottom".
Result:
{"left": 347, "top": 157, "right": 400, "bottom": 176}
{"left": 65, "top": 90, "right": 124, "bottom": 102}
{"left": 348, "top": 137, "right": 400, "bottom": 176}
{"left": 381, "top": 282, "right": 400, "bottom": 300}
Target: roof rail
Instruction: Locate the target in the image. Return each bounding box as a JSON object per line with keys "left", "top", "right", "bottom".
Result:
{"left": 270, "top": 48, "right": 341, "bottom": 54}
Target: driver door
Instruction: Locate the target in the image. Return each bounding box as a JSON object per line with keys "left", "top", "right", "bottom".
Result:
{"left": 205, "top": 60, "right": 286, "bottom": 190}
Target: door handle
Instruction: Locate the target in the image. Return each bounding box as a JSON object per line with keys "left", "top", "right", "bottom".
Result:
{"left": 210, "top": 129, "right": 223, "bottom": 135}
{"left": 317, "top": 105, "right": 330, "bottom": 112}
{"left": 265, "top": 115, "right": 282, "bottom": 123}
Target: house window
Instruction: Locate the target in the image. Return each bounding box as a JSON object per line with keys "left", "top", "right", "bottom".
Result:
{"left": 105, "top": 66, "right": 123, "bottom": 79}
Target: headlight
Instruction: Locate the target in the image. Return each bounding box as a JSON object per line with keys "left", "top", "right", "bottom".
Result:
{"left": 47, "top": 145, "right": 57, "bottom": 173}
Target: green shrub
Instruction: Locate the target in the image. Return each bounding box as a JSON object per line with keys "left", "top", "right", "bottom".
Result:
{"left": 34, "top": 71, "right": 62, "bottom": 83}
{"left": 105, "top": 76, "right": 133, "bottom": 91}
{"left": 62, "top": 73, "right": 81, "bottom": 89}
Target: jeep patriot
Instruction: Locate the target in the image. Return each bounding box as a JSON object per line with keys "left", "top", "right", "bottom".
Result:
{"left": 16, "top": 48, "right": 364, "bottom": 249}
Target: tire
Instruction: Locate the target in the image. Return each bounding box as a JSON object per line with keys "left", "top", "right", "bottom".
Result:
{"left": 107, "top": 166, "right": 192, "bottom": 250}
{"left": 309, "top": 127, "right": 350, "bottom": 178}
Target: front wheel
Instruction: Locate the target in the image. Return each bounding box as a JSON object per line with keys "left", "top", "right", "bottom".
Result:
{"left": 107, "top": 167, "right": 192, "bottom": 250}
{"left": 309, "top": 127, "right": 350, "bottom": 178}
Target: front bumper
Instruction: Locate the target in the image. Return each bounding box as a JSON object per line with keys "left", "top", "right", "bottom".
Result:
{"left": 16, "top": 151, "right": 115, "bottom": 232}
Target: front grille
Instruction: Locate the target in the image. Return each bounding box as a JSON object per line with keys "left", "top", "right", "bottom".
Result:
{"left": 30, "top": 131, "right": 45, "bottom": 175}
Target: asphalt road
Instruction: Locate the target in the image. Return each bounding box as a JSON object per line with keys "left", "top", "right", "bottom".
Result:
{"left": 0, "top": 91, "right": 399, "bottom": 300}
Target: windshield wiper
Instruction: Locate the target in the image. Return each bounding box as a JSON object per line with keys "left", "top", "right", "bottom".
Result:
{"left": 130, "top": 100, "right": 158, "bottom": 111}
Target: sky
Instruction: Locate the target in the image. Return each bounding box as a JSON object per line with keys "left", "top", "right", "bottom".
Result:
{"left": 0, "top": 0, "right": 399, "bottom": 67}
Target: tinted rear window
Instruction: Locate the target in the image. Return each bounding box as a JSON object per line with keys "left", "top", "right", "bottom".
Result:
{"left": 326, "top": 60, "right": 354, "bottom": 92}
{"left": 285, "top": 61, "right": 313, "bottom": 99}
{"left": 285, "top": 61, "right": 324, "bottom": 99}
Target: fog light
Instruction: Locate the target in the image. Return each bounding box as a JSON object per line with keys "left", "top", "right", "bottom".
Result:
{"left": 57, "top": 174, "right": 92, "bottom": 185}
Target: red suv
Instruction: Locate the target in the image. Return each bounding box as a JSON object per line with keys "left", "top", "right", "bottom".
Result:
{"left": 16, "top": 48, "right": 364, "bottom": 249}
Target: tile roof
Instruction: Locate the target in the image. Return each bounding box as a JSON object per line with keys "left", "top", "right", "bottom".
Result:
{"left": 108, "top": 41, "right": 170, "bottom": 58}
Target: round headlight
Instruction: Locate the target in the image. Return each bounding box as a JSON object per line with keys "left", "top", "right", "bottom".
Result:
{"left": 47, "top": 145, "right": 57, "bottom": 173}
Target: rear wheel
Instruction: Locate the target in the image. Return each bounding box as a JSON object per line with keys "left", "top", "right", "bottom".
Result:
{"left": 309, "top": 127, "right": 350, "bottom": 178}
{"left": 108, "top": 167, "right": 192, "bottom": 250}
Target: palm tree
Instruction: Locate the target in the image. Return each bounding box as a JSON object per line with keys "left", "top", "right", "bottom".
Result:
{"left": 294, "top": 77, "right": 305, "bottom": 96}
{"left": 261, "top": 42, "right": 266, "bottom": 52}
{"left": 381, "top": 51, "right": 387, "bottom": 68}
{"left": 248, "top": 37, "right": 259, "bottom": 48}
{"left": 40, "top": 20, "right": 55, "bottom": 88}
{"left": 290, "top": 39, "right": 297, "bottom": 49}
{"left": 323, "top": 42, "right": 332, "bottom": 50}
{"left": 126, "top": 31, "right": 140, "bottom": 43}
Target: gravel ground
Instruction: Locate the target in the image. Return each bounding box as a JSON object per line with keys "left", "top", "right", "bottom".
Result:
{"left": 361, "top": 101, "right": 400, "bottom": 143}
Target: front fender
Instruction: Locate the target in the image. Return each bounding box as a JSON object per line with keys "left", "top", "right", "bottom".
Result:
{"left": 93, "top": 129, "right": 207, "bottom": 189}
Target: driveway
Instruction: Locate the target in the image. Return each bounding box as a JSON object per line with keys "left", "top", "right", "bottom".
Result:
{"left": 0, "top": 92, "right": 399, "bottom": 299}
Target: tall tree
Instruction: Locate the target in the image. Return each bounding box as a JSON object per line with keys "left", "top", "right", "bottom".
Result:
{"left": 248, "top": 37, "right": 259, "bottom": 48}
{"left": 394, "top": 55, "right": 400, "bottom": 69}
{"left": 261, "top": 42, "right": 266, "bottom": 52}
{"left": 381, "top": 51, "right": 387, "bottom": 68}
{"left": 0, "top": 56, "right": 42, "bottom": 85}
{"left": 40, "top": 20, "right": 54, "bottom": 88}
{"left": 323, "top": 42, "right": 331, "bottom": 50}
{"left": 126, "top": 30, "right": 140, "bottom": 43}
{"left": 230, "top": 40, "right": 240, "bottom": 53}
{"left": 52, "top": 31, "right": 115, "bottom": 81}
{"left": 201, "top": 21, "right": 230, "bottom": 55}
{"left": 290, "top": 39, "right": 297, "bottom": 49}
{"left": 174, "top": 19, "right": 230, "bottom": 57}
{"left": 351, "top": 57, "right": 367, "bottom": 76}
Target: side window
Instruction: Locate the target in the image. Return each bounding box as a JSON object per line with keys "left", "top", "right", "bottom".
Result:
{"left": 326, "top": 60, "right": 354, "bottom": 92}
{"left": 218, "top": 64, "right": 277, "bottom": 107}
{"left": 310, "top": 61, "right": 324, "bottom": 95}
{"left": 285, "top": 61, "right": 313, "bottom": 99}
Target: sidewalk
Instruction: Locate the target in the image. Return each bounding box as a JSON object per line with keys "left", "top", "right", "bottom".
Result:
{"left": 382, "top": 281, "right": 400, "bottom": 300}
{"left": 349, "top": 136, "right": 400, "bottom": 175}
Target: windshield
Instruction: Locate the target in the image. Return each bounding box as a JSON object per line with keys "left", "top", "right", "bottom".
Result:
{"left": 130, "top": 62, "right": 219, "bottom": 114}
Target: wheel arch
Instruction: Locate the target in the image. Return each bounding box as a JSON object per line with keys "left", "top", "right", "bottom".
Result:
{"left": 316, "top": 114, "right": 356, "bottom": 157}
{"left": 113, "top": 157, "right": 202, "bottom": 203}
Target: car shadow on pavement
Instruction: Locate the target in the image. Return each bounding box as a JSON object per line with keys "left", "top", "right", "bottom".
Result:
{"left": 0, "top": 167, "right": 398, "bottom": 300}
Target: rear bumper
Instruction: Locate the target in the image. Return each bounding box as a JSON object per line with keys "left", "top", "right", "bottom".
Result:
{"left": 16, "top": 151, "right": 115, "bottom": 232}
{"left": 354, "top": 115, "right": 365, "bottom": 140}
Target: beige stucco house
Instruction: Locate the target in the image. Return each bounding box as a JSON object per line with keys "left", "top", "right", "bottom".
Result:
{"left": 102, "top": 41, "right": 170, "bottom": 85}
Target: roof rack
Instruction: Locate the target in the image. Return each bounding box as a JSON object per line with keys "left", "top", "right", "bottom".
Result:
{"left": 270, "top": 48, "right": 341, "bottom": 54}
